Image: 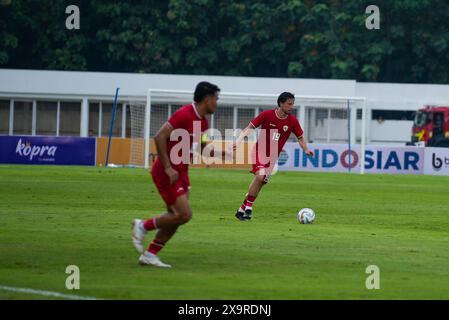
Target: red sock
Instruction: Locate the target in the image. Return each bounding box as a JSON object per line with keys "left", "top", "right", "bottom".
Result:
{"left": 245, "top": 195, "right": 256, "bottom": 210}
{"left": 143, "top": 217, "right": 158, "bottom": 231}
{"left": 240, "top": 199, "right": 247, "bottom": 211}
{"left": 148, "top": 240, "right": 164, "bottom": 255}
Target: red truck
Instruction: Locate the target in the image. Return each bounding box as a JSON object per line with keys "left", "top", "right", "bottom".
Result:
{"left": 411, "top": 106, "right": 449, "bottom": 147}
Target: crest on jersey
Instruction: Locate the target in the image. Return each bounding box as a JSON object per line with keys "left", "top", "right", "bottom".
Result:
{"left": 283, "top": 125, "right": 288, "bottom": 132}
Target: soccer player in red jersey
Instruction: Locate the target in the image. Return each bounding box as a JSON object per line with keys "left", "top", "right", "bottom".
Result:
{"left": 131, "top": 82, "right": 224, "bottom": 267}
{"left": 232, "top": 92, "right": 314, "bottom": 221}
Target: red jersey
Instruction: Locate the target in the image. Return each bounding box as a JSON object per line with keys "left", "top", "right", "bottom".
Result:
{"left": 151, "top": 103, "right": 207, "bottom": 205}
{"left": 162, "top": 103, "right": 209, "bottom": 171}
{"left": 251, "top": 109, "right": 303, "bottom": 163}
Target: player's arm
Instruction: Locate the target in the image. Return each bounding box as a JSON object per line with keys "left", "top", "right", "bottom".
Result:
{"left": 227, "top": 111, "right": 264, "bottom": 154}
{"left": 154, "top": 122, "right": 179, "bottom": 184}
{"left": 201, "top": 134, "right": 232, "bottom": 160}
{"left": 297, "top": 135, "right": 314, "bottom": 157}
{"left": 232, "top": 111, "right": 265, "bottom": 151}
{"left": 293, "top": 118, "right": 313, "bottom": 157}
{"left": 232, "top": 123, "right": 256, "bottom": 151}
{"left": 206, "top": 144, "right": 233, "bottom": 160}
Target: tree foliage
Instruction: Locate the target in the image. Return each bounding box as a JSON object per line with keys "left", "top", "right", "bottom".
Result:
{"left": 1, "top": 0, "right": 449, "bottom": 83}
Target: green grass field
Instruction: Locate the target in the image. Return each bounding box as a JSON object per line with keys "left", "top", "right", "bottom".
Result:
{"left": 1, "top": 165, "right": 449, "bottom": 300}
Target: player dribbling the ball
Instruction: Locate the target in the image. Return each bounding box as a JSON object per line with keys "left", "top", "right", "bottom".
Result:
{"left": 232, "top": 92, "right": 314, "bottom": 221}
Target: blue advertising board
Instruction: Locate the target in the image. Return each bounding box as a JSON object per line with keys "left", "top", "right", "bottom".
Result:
{"left": 277, "top": 143, "right": 424, "bottom": 174}
{"left": 0, "top": 136, "right": 96, "bottom": 166}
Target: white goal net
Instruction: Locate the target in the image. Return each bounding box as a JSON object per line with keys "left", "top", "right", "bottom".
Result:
{"left": 127, "top": 100, "right": 147, "bottom": 167}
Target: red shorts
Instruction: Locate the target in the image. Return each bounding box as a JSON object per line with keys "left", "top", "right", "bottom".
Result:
{"left": 250, "top": 149, "right": 273, "bottom": 175}
{"left": 250, "top": 149, "right": 275, "bottom": 184}
{"left": 251, "top": 162, "right": 271, "bottom": 174}
{"left": 151, "top": 159, "right": 190, "bottom": 206}
{"left": 251, "top": 161, "right": 273, "bottom": 184}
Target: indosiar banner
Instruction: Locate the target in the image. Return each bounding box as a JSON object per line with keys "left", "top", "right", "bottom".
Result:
{"left": 0, "top": 136, "right": 96, "bottom": 166}
{"left": 277, "top": 143, "right": 425, "bottom": 175}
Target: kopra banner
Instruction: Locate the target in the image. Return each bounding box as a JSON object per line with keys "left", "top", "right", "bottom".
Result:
{"left": 0, "top": 135, "right": 96, "bottom": 166}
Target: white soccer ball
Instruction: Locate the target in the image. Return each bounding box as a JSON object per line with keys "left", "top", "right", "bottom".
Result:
{"left": 298, "top": 208, "right": 316, "bottom": 224}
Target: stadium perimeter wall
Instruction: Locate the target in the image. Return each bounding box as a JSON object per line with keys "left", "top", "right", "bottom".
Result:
{"left": 1, "top": 136, "right": 448, "bottom": 175}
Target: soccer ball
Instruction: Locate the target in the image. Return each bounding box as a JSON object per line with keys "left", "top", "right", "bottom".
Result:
{"left": 298, "top": 208, "right": 316, "bottom": 224}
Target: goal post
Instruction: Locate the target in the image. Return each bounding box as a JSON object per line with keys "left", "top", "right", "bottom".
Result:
{"left": 145, "top": 90, "right": 151, "bottom": 169}
{"left": 138, "top": 89, "right": 366, "bottom": 173}
{"left": 125, "top": 98, "right": 148, "bottom": 168}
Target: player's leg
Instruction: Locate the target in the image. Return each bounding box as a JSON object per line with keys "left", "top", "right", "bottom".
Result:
{"left": 144, "top": 205, "right": 178, "bottom": 250}
{"left": 138, "top": 207, "right": 177, "bottom": 268}
{"left": 136, "top": 172, "right": 189, "bottom": 237}
{"left": 131, "top": 183, "right": 189, "bottom": 254}
{"left": 248, "top": 170, "right": 267, "bottom": 198}
{"left": 132, "top": 206, "right": 171, "bottom": 254}
{"left": 146, "top": 195, "right": 190, "bottom": 252}
{"left": 132, "top": 162, "right": 168, "bottom": 254}
{"left": 149, "top": 190, "right": 188, "bottom": 245}
{"left": 150, "top": 175, "right": 192, "bottom": 228}
{"left": 139, "top": 194, "right": 192, "bottom": 268}
{"left": 243, "top": 170, "right": 266, "bottom": 220}
{"left": 132, "top": 213, "right": 164, "bottom": 254}
{"left": 147, "top": 194, "right": 192, "bottom": 230}
{"left": 235, "top": 167, "right": 267, "bottom": 221}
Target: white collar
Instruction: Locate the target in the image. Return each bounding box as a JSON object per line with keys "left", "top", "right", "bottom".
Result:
{"left": 275, "top": 108, "right": 288, "bottom": 120}
{"left": 192, "top": 102, "right": 203, "bottom": 119}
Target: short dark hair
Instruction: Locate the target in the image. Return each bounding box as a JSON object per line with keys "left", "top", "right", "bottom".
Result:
{"left": 277, "top": 92, "right": 295, "bottom": 107}
{"left": 194, "top": 82, "right": 221, "bottom": 103}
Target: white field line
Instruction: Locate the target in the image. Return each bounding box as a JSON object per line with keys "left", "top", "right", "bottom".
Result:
{"left": 0, "top": 285, "right": 101, "bottom": 300}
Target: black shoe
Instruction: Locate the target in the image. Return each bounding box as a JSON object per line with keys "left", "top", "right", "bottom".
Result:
{"left": 235, "top": 210, "right": 245, "bottom": 221}
{"left": 243, "top": 209, "right": 252, "bottom": 220}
